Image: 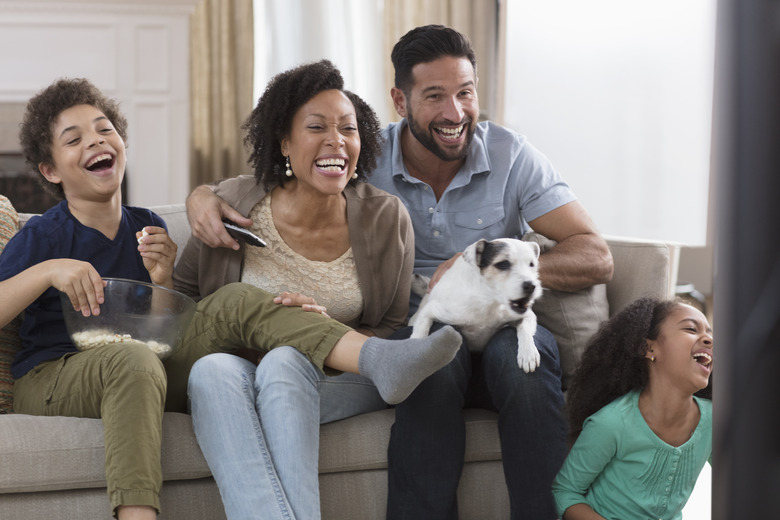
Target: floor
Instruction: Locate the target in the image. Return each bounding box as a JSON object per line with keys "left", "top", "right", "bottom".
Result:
{"left": 682, "top": 463, "right": 712, "bottom": 518}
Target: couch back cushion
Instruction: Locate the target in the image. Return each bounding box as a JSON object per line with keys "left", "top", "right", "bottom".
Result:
{"left": 522, "top": 232, "right": 609, "bottom": 391}
{"left": 0, "top": 195, "right": 22, "bottom": 414}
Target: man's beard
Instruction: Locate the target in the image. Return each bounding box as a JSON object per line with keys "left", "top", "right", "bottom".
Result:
{"left": 406, "top": 108, "right": 474, "bottom": 162}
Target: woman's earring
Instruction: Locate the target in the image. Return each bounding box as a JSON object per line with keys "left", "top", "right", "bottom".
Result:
{"left": 352, "top": 170, "right": 358, "bottom": 180}
{"left": 285, "top": 156, "right": 293, "bottom": 177}
{"left": 650, "top": 355, "right": 656, "bottom": 362}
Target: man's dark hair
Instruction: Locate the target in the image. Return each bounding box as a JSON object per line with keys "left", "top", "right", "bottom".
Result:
{"left": 19, "top": 78, "right": 128, "bottom": 200}
{"left": 391, "top": 24, "right": 478, "bottom": 94}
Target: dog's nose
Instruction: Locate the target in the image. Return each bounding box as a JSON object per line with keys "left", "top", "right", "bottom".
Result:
{"left": 522, "top": 281, "right": 536, "bottom": 294}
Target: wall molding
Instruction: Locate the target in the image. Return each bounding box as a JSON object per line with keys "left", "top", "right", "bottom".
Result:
{"left": 0, "top": 0, "right": 198, "bottom": 16}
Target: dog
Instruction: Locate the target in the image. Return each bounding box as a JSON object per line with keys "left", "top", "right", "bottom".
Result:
{"left": 409, "top": 238, "right": 543, "bottom": 372}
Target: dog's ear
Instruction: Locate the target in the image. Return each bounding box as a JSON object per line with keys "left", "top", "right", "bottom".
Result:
{"left": 476, "top": 239, "right": 505, "bottom": 270}
{"left": 528, "top": 241, "right": 540, "bottom": 260}
{"left": 463, "top": 239, "right": 485, "bottom": 266}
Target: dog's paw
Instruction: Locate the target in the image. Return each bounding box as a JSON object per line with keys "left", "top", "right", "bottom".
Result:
{"left": 516, "top": 347, "right": 541, "bottom": 373}
{"left": 516, "top": 334, "right": 540, "bottom": 373}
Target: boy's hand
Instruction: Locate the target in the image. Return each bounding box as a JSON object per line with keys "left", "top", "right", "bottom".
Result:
{"left": 137, "top": 226, "right": 177, "bottom": 288}
{"left": 48, "top": 259, "right": 106, "bottom": 317}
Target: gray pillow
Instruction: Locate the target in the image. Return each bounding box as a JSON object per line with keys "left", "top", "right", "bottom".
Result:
{"left": 522, "top": 232, "right": 609, "bottom": 390}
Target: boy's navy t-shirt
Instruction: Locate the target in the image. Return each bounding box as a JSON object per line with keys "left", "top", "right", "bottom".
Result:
{"left": 0, "top": 200, "right": 166, "bottom": 379}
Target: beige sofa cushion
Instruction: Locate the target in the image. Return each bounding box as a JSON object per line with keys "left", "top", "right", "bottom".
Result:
{"left": 523, "top": 232, "right": 609, "bottom": 390}
{"left": 603, "top": 234, "right": 681, "bottom": 315}
{"left": 0, "top": 412, "right": 211, "bottom": 493}
{"left": 1, "top": 408, "right": 502, "bottom": 494}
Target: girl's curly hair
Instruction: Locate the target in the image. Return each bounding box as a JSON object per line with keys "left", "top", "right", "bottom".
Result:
{"left": 566, "top": 296, "right": 713, "bottom": 443}
{"left": 242, "top": 59, "right": 382, "bottom": 189}
{"left": 19, "top": 78, "right": 128, "bottom": 200}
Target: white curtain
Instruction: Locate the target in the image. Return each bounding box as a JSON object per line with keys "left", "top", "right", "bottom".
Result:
{"left": 502, "top": 0, "right": 716, "bottom": 247}
{"left": 252, "top": 0, "right": 501, "bottom": 126}
{"left": 252, "top": 0, "right": 387, "bottom": 122}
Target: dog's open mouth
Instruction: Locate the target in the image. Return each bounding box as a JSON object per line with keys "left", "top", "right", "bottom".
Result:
{"left": 510, "top": 297, "right": 531, "bottom": 314}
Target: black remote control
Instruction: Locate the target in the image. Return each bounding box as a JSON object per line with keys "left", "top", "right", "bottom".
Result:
{"left": 223, "top": 221, "right": 266, "bottom": 247}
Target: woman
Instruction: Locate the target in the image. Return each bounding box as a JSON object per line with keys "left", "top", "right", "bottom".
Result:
{"left": 552, "top": 297, "right": 713, "bottom": 519}
{"left": 176, "top": 60, "right": 450, "bottom": 520}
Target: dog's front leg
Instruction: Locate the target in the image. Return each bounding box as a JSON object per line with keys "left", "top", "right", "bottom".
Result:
{"left": 515, "top": 315, "right": 541, "bottom": 373}
{"left": 410, "top": 310, "right": 435, "bottom": 339}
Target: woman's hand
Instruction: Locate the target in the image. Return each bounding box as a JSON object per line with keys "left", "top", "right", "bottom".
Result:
{"left": 137, "top": 226, "right": 177, "bottom": 288}
{"left": 274, "top": 291, "right": 330, "bottom": 318}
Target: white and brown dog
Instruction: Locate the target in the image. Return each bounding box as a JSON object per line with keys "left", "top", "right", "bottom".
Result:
{"left": 409, "top": 238, "right": 543, "bottom": 372}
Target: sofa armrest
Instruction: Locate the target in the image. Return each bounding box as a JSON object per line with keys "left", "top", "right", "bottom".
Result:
{"left": 604, "top": 234, "right": 681, "bottom": 316}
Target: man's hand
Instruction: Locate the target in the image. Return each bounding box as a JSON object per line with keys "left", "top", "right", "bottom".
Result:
{"left": 428, "top": 252, "right": 462, "bottom": 291}
{"left": 186, "top": 184, "right": 253, "bottom": 250}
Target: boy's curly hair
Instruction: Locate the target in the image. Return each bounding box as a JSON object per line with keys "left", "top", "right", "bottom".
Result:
{"left": 242, "top": 59, "right": 382, "bottom": 189}
{"left": 19, "top": 78, "right": 128, "bottom": 200}
{"left": 566, "top": 297, "right": 713, "bottom": 443}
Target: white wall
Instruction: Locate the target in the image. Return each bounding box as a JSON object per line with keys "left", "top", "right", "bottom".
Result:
{"left": 0, "top": 0, "right": 197, "bottom": 207}
{"left": 503, "top": 0, "right": 717, "bottom": 248}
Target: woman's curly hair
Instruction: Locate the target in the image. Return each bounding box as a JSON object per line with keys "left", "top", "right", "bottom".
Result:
{"left": 566, "top": 296, "right": 713, "bottom": 443}
{"left": 19, "top": 78, "right": 128, "bottom": 200}
{"left": 242, "top": 59, "right": 382, "bottom": 189}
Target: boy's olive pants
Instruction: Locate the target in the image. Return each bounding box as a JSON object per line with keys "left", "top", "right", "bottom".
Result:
{"left": 14, "top": 282, "right": 351, "bottom": 515}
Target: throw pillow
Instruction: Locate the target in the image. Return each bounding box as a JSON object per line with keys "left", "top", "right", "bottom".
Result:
{"left": 522, "top": 232, "right": 609, "bottom": 391}
{"left": 0, "top": 195, "right": 22, "bottom": 414}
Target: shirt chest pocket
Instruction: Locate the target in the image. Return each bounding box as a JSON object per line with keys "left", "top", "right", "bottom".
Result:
{"left": 452, "top": 205, "right": 505, "bottom": 231}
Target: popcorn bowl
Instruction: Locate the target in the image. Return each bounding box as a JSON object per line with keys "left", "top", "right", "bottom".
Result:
{"left": 60, "top": 277, "right": 197, "bottom": 360}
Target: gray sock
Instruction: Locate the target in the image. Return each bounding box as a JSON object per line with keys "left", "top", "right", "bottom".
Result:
{"left": 358, "top": 325, "right": 462, "bottom": 405}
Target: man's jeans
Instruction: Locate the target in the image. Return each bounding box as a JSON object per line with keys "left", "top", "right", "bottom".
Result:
{"left": 387, "top": 324, "right": 568, "bottom": 520}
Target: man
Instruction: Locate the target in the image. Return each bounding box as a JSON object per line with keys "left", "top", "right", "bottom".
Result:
{"left": 185, "top": 25, "right": 613, "bottom": 520}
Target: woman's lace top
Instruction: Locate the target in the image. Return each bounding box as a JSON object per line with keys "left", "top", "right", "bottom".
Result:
{"left": 240, "top": 194, "right": 363, "bottom": 327}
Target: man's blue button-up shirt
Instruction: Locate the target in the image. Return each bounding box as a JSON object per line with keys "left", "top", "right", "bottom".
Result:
{"left": 368, "top": 119, "right": 577, "bottom": 313}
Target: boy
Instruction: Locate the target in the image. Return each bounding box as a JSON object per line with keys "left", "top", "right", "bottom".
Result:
{"left": 0, "top": 78, "right": 172, "bottom": 519}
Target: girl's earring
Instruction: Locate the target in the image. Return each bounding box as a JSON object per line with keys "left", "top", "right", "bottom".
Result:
{"left": 650, "top": 355, "right": 656, "bottom": 362}
{"left": 352, "top": 170, "right": 358, "bottom": 180}
{"left": 285, "top": 157, "right": 293, "bottom": 177}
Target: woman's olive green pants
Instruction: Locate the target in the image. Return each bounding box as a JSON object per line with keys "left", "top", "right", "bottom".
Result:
{"left": 13, "top": 283, "right": 351, "bottom": 515}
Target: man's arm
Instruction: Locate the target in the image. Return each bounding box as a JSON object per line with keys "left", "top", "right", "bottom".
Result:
{"left": 528, "top": 200, "right": 614, "bottom": 292}
{"left": 185, "top": 184, "right": 254, "bottom": 250}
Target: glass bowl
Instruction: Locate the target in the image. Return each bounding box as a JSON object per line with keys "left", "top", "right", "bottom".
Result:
{"left": 60, "top": 277, "right": 197, "bottom": 360}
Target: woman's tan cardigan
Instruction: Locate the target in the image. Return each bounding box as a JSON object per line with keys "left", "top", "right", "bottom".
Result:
{"left": 173, "top": 176, "right": 414, "bottom": 338}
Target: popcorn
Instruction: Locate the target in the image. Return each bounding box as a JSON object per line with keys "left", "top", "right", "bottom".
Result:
{"left": 72, "top": 329, "right": 173, "bottom": 358}
{"left": 138, "top": 228, "right": 149, "bottom": 245}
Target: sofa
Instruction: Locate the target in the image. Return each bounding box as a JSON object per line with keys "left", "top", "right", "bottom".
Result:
{"left": 0, "top": 201, "right": 681, "bottom": 520}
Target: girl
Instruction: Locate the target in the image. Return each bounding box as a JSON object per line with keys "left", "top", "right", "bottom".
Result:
{"left": 552, "top": 297, "right": 713, "bottom": 519}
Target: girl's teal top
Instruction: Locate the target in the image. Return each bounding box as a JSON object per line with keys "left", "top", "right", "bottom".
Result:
{"left": 552, "top": 390, "right": 712, "bottom": 520}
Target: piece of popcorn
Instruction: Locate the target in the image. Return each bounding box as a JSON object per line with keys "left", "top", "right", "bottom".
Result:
{"left": 138, "top": 228, "right": 150, "bottom": 245}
